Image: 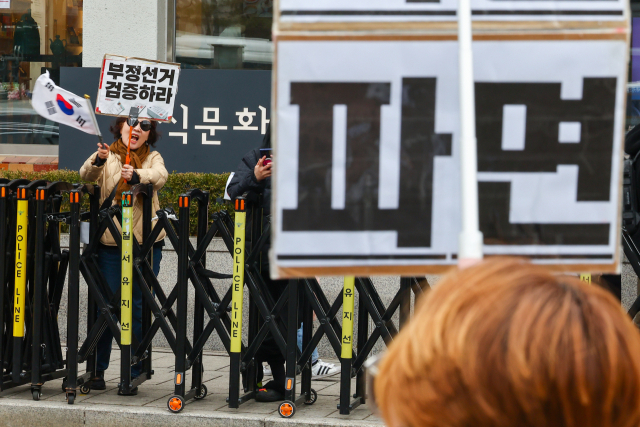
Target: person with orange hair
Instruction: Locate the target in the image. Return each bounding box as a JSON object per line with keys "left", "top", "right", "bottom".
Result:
{"left": 369, "top": 258, "right": 640, "bottom": 427}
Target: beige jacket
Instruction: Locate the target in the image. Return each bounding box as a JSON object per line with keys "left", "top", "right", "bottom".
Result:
{"left": 79, "top": 150, "right": 168, "bottom": 246}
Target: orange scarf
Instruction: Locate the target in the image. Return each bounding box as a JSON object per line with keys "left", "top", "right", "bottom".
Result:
{"left": 109, "top": 138, "right": 150, "bottom": 203}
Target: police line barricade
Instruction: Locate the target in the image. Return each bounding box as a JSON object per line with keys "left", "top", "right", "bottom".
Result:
{"left": 0, "top": 179, "right": 86, "bottom": 399}
{"left": 165, "top": 190, "right": 239, "bottom": 413}
{"left": 214, "top": 195, "right": 314, "bottom": 416}
{"left": 67, "top": 183, "right": 182, "bottom": 401}
{"left": 30, "top": 181, "right": 77, "bottom": 400}
{"left": 290, "top": 275, "right": 430, "bottom": 417}
{"left": 63, "top": 183, "right": 100, "bottom": 402}
{"left": 0, "top": 178, "right": 29, "bottom": 390}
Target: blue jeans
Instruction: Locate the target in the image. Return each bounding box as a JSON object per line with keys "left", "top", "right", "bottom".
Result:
{"left": 96, "top": 245, "right": 162, "bottom": 377}
{"left": 298, "top": 323, "right": 318, "bottom": 365}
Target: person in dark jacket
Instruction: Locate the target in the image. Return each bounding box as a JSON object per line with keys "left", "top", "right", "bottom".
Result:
{"left": 227, "top": 127, "right": 288, "bottom": 402}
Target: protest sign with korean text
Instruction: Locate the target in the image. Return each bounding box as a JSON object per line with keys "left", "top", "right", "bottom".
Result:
{"left": 95, "top": 55, "right": 180, "bottom": 122}
{"left": 271, "top": 37, "right": 627, "bottom": 277}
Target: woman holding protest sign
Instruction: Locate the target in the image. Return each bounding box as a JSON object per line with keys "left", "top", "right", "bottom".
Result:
{"left": 79, "top": 117, "right": 167, "bottom": 395}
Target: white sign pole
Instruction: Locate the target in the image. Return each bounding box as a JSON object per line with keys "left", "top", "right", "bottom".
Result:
{"left": 457, "top": 0, "right": 484, "bottom": 267}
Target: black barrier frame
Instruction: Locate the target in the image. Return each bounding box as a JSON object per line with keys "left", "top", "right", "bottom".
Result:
{"left": 166, "top": 190, "right": 237, "bottom": 413}
{"left": 213, "top": 196, "right": 314, "bottom": 416}
{"left": 30, "top": 181, "right": 77, "bottom": 400}
{"left": 63, "top": 183, "right": 100, "bottom": 402}
{"left": 0, "top": 178, "right": 29, "bottom": 391}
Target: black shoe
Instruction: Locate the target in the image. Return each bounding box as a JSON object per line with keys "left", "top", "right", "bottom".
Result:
{"left": 256, "top": 387, "right": 284, "bottom": 402}
{"left": 91, "top": 371, "right": 106, "bottom": 390}
{"left": 117, "top": 385, "right": 138, "bottom": 396}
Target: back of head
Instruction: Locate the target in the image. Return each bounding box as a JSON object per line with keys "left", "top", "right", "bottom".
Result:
{"left": 374, "top": 258, "right": 640, "bottom": 427}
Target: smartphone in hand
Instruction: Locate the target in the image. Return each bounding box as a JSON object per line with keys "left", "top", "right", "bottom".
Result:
{"left": 260, "top": 148, "right": 272, "bottom": 166}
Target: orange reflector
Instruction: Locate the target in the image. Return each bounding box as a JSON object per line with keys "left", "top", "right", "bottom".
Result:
{"left": 21, "top": 189, "right": 25, "bottom": 199}
{"left": 235, "top": 199, "right": 238, "bottom": 210}
{"left": 41, "top": 190, "right": 45, "bottom": 200}
{"left": 241, "top": 200, "right": 245, "bottom": 211}
{"left": 179, "top": 197, "right": 183, "bottom": 208}
{"left": 286, "top": 379, "right": 293, "bottom": 390}
{"left": 75, "top": 192, "right": 79, "bottom": 203}
{"left": 176, "top": 373, "right": 182, "bottom": 385}
{"left": 184, "top": 197, "right": 189, "bottom": 208}
{"left": 1, "top": 187, "right": 5, "bottom": 198}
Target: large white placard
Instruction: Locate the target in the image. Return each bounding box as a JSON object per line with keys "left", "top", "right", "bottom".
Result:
{"left": 95, "top": 55, "right": 180, "bottom": 122}
{"left": 278, "top": 0, "right": 627, "bottom": 22}
{"left": 272, "top": 38, "right": 626, "bottom": 275}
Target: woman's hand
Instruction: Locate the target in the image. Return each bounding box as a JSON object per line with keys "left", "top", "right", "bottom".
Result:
{"left": 254, "top": 156, "right": 272, "bottom": 181}
{"left": 97, "top": 142, "right": 109, "bottom": 160}
{"left": 121, "top": 164, "right": 135, "bottom": 182}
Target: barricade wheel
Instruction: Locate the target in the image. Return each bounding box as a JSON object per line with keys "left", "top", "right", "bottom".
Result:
{"left": 67, "top": 392, "right": 75, "bottom": 404}
{"left": 167, "top": 395, "right": 184, "bottom": 413}
{"left": 195, "top": 384, "right": 208, "bottom": 400}
{"left": 32, "top": 389, "right": 41, "bottom": 401}
{"left": 279, "top": 401, "right": 296, "bottom": 418}
{"left": 304, "top": 388, "right": 318, "bottom": 405}
{"left": 80, "top": 384, "right": 91, "bottom": 394}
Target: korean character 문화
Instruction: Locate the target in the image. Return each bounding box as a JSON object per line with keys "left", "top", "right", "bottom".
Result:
{"left": 233, "top": 107, "right": 259, "bottom": 131}
{"left": 125, "top": 65, "right": 141, "bottom": 82}
{"left": 194, "top": 107, "right": 228, "bottom": 145}
{"left": 105, "top": 81, "right": 122, "bottom": 99}
{"left": 122, "top": 83, "right": 139, "bottom": 100}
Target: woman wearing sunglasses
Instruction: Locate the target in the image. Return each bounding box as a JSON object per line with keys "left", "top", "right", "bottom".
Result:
{"left": 369, "top": 258, "right": 640, "bottom": 427}
{"left": 79, "top": 117, "right": 167, "bottom": 395}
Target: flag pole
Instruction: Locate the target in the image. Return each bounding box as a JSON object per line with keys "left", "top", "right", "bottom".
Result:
{"left": 457, "top": 0, "right": 484, "bottom": 268}
{"left": 83, "top": 94, "right": 104, "bottom": 146}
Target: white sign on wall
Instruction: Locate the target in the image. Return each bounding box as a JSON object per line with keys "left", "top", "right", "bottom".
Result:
{"left": 277, "top": 0, "right": 627, "bottom": 22}
{"left": 271, "top": 38, "right": 626, "bottom": 276}
{"left": 95, "top": 55, "right": 181, "bottom": 122}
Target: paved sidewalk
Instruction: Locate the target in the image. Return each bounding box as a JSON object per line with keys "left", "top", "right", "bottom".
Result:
{"left": 0, "top": 348, "right": 383, "bottom": 427}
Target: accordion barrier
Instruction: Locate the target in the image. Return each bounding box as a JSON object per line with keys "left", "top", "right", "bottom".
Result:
{"left": 0, "top": 180, "right": 429, "bottom": 417}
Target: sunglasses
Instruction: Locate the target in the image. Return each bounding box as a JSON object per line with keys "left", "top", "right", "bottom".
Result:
{"left": 127, "top": 119, "right": 152, "bottom": 132}
{"left": 364, "top": 353, "right": 384, "bottom": 417}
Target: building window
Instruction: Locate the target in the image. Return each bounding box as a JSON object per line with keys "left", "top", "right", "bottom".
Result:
{"left": 0, "top": 0, "right": 82, "bottom": 148}
{"left": 176, "top": 0, "right": 273, "bottom": 70}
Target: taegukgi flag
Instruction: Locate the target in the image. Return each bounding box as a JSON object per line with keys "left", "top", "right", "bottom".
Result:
{"left": 31, "top": 71, "right": 99, "bottom": 135}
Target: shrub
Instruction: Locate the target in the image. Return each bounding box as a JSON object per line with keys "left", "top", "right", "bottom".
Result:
{"left": 0, "top": 169, "right": 234, "bottom": 235}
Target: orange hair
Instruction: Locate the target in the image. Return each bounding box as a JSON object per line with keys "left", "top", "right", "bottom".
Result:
{"left": 374, "top": 258, "right": 640, "bottom": 427}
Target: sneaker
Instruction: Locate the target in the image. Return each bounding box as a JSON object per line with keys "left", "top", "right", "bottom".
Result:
{"left": 311, "top": 360, "right": 340, "bottom": 378}
{"left": 262, "top": 363, "right": 271, "bottom": 376}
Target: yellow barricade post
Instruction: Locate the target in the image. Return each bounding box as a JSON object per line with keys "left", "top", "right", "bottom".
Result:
{"left": 339, "top": 276, "right": 355, "bottom": 414}
{"left": 228, "top": 197, "right": 246, "bottom": 407}
{"left": 12, "top": 186, "right": 28, "bottom": 383}
{"left": 120, "top": 192, "right": 133, "bottom": 393}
